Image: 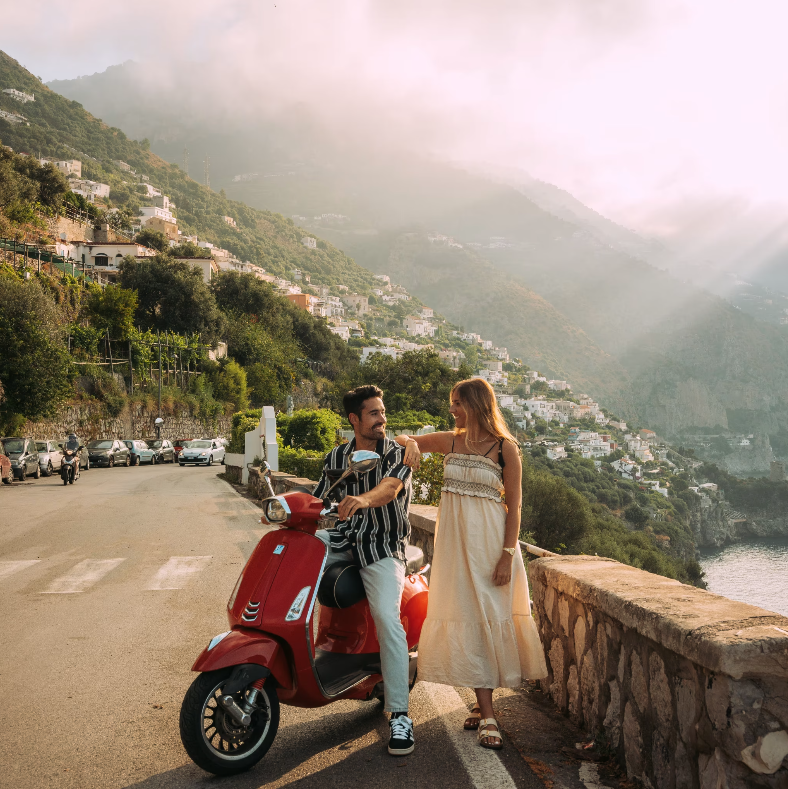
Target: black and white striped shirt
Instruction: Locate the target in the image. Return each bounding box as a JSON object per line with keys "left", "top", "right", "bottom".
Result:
{"left": 313, "top": 437, "right": 412, "bottom": 567}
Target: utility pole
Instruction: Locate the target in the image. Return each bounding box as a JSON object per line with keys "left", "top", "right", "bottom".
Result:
{"left": 157, "top": 329, "right": 162, "bottom": 420}
{"left": 183, "top": 147, "right": 189, "bottom": 178}
{"left": 203, "top": 155, "right": 210, "bottom": 189}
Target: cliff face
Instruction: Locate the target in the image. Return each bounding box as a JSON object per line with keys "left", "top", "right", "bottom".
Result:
{"left": 717, "top": 434, "right": 775, "bottom": 476}
{"left": 691, "top": 494, "right": 788, "bottom": 548}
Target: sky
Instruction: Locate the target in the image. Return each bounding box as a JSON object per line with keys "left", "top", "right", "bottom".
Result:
{"left": 4, "top": 0, "right": 788, "bottom": 270}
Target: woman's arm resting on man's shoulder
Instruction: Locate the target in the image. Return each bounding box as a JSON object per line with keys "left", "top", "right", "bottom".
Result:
{"left": 394, "top": 431, "right": 455, "bottom": 461}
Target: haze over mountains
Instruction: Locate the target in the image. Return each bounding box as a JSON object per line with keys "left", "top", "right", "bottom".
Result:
{"left": 41, "top": 60, "right": 788, "bottom": 439}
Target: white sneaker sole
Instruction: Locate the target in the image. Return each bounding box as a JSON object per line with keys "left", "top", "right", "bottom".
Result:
{"left": 388, "top": 742, "right": 415, "bottom": 756}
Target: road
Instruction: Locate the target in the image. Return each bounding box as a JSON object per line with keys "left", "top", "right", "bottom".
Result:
{"left": 0, "top": 462, "right": 544, "bottom": 789}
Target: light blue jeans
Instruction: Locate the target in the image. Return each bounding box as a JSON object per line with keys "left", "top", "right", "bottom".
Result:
{"left": 315, "top": 530, "right": 409, "bottom": 713}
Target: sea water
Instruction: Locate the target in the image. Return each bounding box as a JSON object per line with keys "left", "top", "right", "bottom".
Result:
{"left": 699, "top": 538, "right": 788, "bottom": 617}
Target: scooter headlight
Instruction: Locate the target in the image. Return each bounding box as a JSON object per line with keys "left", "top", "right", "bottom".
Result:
{"left": 263, "top": 497, "right": 290, "bottom": 524}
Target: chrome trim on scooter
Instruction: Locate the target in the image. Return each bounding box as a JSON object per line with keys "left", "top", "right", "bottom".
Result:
{"left": 241, "top": 601, "right": 260, "bottom": 622}
{"left": 207, "top": 631, "right": 231, "bottom": 651}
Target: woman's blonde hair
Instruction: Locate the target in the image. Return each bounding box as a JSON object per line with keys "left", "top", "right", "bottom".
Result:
{"left": 451, "top": 378, "right": 517, "bottom": 448}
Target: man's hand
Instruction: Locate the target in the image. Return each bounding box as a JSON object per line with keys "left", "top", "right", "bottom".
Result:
{"left": 403, "top": 438, "right": 421, "bottom": 470}
{"left": 492, "top": 553, "right": 513, "bottom": 586}
{"left": 337, "top": 494, "right": 370, "bottom": 521}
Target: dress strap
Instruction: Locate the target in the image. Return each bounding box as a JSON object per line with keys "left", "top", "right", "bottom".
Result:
{"left": 482, "top": 440, "right": 498, "bottom": 459}
{"left": 451, "top": 434, "right": 456, "bottom": 452}
{"left": 499, "top": 438, "right": 506, "bottom": 470}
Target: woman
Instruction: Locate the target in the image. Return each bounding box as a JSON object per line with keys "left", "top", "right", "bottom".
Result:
{"left": 397, "top": 378, "right": 547, "bottom": 749}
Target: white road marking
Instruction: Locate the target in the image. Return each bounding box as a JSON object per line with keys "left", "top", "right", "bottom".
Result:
{"left": 420, "top": 682, "right": 518, "bottom": 789}
{"left": 43, "top": 559, "right": 126, "bottom": 594}
{"left": 146, "top": 556, "right": 212, "bottom": 590}
{"left": 0, "top": 560, "right": 41, "bottom": 581}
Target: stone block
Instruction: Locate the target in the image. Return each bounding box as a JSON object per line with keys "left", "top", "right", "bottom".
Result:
{"left": 559, "top": 595, "right": 570, "bottom": 636}
{"left": 604, "top": 680, "right": 621, "bottom": 749}
{"left": 761, "top": 678, "right": 788, "bottom": 730}
{"left": 568, "top": 664, "right": 581, "bottom": 724}
{"left": 705, "top": 675, "right": 764, "bottom": 754}
{"left": 574, "top": 615, "right": 587, "bottom": 664}
{"left": 740, "top": 730, "right": 788, "bottom": 775}
{"left": 545, "top": 585, "right": 555, "bottom": 625}
{"left": 618, "top": 644, "right": 628, "bottom": 683}
{"left": 581, "top": 649, "right": 600, "bottom": 730}
{"left": 624, "top": 701, "right": 644, "bottom": 781}
{"left": 652, "top": 729, "right": 672, "bottom": 789}
{"left": 631, "top": 650, "right": 649, "bottom": 715}
{"left": 549, "top": 638, "right": 566, "bottom": 709}
{"left": 675, "top": 740, "right": 693, "bottom": 789}
{"left": 676, "top": 673, "right": 699, "bottom": 745}
{"left": 649, "top": 651, "right": 673, "bottom": 736}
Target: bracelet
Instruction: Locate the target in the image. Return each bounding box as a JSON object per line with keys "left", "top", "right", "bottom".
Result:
{"left": 502, "top": 547, "right": 515, "bottom": 556}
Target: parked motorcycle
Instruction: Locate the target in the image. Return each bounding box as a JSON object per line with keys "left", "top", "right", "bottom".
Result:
{"left": 179, "top": 451, "right": 429, "bottom": 776}
{"left": 60, "top": 446, "right": 83, "bottom": 485}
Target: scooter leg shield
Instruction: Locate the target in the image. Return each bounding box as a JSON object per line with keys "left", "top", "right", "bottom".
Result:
{"left": 192, "top": 629, "right": 293, "bottom": 692}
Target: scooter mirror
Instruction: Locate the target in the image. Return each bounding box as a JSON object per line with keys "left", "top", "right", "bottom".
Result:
{"left": 348, "top": 450, "right": 380, "bottom": 474}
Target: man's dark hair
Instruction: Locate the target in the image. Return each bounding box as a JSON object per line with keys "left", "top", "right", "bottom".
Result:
{"left": 343, "top": 385, "right": 384, "bottom": 420}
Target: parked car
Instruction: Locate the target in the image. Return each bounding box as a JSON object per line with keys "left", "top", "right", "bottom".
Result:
{"left": 121, "top": 439, "right": 155, "bottom": 465}
{"left": 36, "top": 440, "right": 64, "bottom": 476}
{"left": 173, "top": 438, "right": 193, "bottom": 459}
{"left": 87, "top": 439, "right": 131, "bottom": 468}
{"left": 1, "top": 437, "right": 40, "bottom": 481}
{"left": 179, "top": 438, "right": 226, "bottom": 466}
{"left": 0, "top": 442, "right": 11, "bottom": 485}
{"left": 144, "top": 438, "right": 175, "bottom": 464}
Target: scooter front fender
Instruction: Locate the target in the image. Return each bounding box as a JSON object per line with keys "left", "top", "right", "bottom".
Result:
{"left": 192, "top": 627, "right": 293, "bottom": 691}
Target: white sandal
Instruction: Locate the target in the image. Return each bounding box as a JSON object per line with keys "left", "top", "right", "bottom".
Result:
{"left": 464, "top": 705, "right": 481, "bottom": 730}
{"left": 478, "top": 717, "right": 503, "bottom": 750}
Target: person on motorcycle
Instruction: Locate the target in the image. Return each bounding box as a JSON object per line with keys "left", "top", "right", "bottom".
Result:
{"left": 312, "top": 385, "right": 419, "bottom": 756}
{"left": 65, "top": 433, "right": 80, "bottom": 452}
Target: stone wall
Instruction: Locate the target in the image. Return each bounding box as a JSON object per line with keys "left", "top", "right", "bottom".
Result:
{"left": 529, "top": 556, "right": 788, "bottom": 789}
{"left": 22, "top": 401, "right": 231, "bottom": 442}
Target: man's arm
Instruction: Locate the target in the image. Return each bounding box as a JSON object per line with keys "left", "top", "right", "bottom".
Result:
{"left": 336, "top": 477, "right": 403, "bottom": 521}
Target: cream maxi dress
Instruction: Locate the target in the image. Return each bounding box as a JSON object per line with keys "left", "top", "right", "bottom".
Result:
{"left": 417, "top": 448, "right": 548, "bottom": 689}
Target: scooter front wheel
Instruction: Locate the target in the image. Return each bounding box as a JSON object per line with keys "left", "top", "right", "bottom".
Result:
{"left": 179, "top": 668, "right": 279, "bottom": 776}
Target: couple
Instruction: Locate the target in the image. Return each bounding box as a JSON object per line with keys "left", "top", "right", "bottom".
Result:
{"left": 312, "top": 378, "right": 547, "bottom": 757}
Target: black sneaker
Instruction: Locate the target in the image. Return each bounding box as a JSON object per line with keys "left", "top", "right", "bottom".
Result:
{"left": 388, "top": 714, "right": 415, "bottom": 756}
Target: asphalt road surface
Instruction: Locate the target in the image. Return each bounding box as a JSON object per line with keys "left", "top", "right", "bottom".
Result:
{"left": 0, "top": 462, "right": 544, "bottom": 789}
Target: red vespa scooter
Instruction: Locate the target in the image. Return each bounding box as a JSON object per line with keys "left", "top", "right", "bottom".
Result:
{"left": 179, "top": 451, "right": 430, "bottom": 776}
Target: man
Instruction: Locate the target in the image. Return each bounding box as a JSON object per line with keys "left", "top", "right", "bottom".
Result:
{"left": 313, "top": 385, "right": 416, "bottom": 756}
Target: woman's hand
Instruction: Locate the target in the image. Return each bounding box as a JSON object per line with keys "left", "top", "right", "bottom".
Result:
{"left": 492, "top": 552, "right": 513, "bottom": 586}
{"left": 403, "top": 437, "right": 421, "bottom": 470}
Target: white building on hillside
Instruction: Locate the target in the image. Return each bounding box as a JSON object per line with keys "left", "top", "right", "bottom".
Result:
{"left": 403, "top": 317, "right": 436, "bottom": 337}
{"left": 3, "top": 88, "right": 34, "bottom": 103}
{"left": 70, "top": 179, "right": 110, "bottom": 202}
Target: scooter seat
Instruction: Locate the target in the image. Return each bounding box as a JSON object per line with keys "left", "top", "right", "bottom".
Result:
{"left": 405, "top": 545, "right": 424, "bottom": 575}
{"left": 318, "top": 562, "right": 367, "bottom": 608}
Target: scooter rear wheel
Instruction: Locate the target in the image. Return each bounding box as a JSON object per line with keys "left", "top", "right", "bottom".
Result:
{"left": 180, "top": 668, "right": 279, "bottom": 776}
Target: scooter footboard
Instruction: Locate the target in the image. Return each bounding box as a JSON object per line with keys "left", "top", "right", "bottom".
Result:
{"left": 192, "top": 627, "right": 293, "bottom": 691}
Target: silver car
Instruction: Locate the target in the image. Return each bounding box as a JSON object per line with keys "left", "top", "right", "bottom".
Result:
{"left": 179, "top": 439, "right": 226, "bottom": 466}
{"left": 36, "top": 440, "right": 64, "bottom": 477}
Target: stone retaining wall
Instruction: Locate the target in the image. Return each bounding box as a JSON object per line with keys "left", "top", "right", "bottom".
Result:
{"left": 529, "top": 556, "right": 788, "bottom": 789}
{"left": 22, "top": 402, "right": 231, "bottom": 442}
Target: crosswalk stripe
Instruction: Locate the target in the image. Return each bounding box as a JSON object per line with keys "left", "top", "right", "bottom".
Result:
{"left": 43, "top": 558, "right": 126, "bottom": 594}
{"left": 0, "top": 560, "right": 41, "bottom": 581}
{"left": 146, "top": 556, "right": 212, "bottom": 590}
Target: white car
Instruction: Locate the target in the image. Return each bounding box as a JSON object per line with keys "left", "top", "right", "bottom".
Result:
{"left": 179, "top": 439, "right": 225, "bottom": 466}
{"left": 36, "top": 440, "right": 64, "bottom": 476}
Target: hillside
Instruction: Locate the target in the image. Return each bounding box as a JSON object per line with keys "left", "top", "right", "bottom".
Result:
{"left": 37, "top": 58, "right": 788, "bottom": 441}
{"left": 0, "top": 52, "right": 377, "bottom": 294}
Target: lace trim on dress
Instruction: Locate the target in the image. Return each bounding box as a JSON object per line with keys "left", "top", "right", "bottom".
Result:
{"left": 441, "top": 479, "right": 503, "bottom": 502}
{"left": 445, "top": 454, "right": 503, "bottom": 480}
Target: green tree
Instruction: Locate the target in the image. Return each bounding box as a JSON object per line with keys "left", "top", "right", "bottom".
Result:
{"left": 281, "top": 409, "right": 341, "bottom": 453}
{"left": 210, "top": 359, "right": 249, "bottom": 411}
{"left": 0, "top": 273, "right": 73, "bottom": 425}
{"left": 118, "top": 255, "right": 225, "bottom": 342}
{"left": 134, "top": 229, "right": 169, "bottom": 252}
{"left": 83, "top": 285, "right": 137, "bottom": 340}
{"left": 624, "top": 503, "right": 650, "bottom": 528}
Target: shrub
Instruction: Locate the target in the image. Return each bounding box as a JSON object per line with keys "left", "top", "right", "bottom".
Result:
{"left": 278, "top": 445, "right": 325, "bottom": 480}
{"left": 280, "top": 409, "right": 341, "bottom": 453}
